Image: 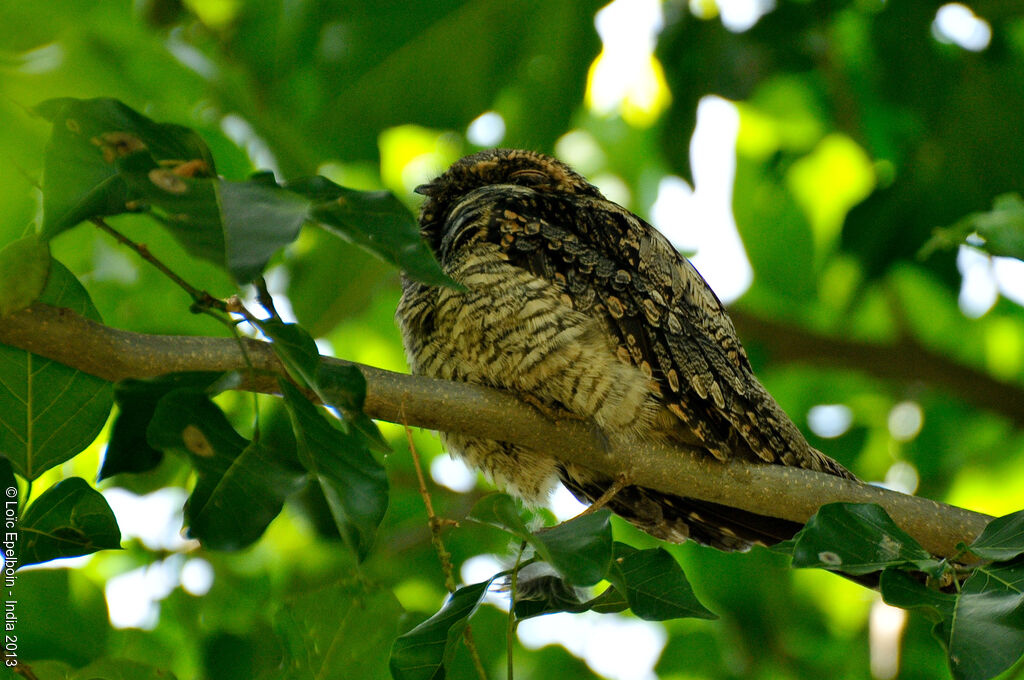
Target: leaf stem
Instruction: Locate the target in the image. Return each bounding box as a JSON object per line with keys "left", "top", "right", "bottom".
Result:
{"left": 402, "top": 418, "right": 487, "bottom": 679}
{"left": 507, "top": 540, "right": 528, "bottom": 680}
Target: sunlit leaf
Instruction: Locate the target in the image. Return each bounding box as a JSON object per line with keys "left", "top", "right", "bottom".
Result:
{"left": 0, "top": 233, "right": 50, "bottom": 316}
{"left": 0, "top": 261, "right": 112, "bottom": 479}
{"left": 968, "top": 509, "right": 1024, "bottom": 562}
{"left": 789, "top": 503, "right": 941, "bottom": 575}
{"left": 280, "top": 380, "right": 387, "bottom": 561}
{"left": 18, "top": 477, "right": 121, "bottom": 566}
{"left": 37, "top": 97, "right": 214, "bottom": 238}
{"left": 287, "top": 176, "right": 453, "bottom": 288}
{"left": 390, "top": 578, "right": 496, "bottom": 680}
{"left": 607, "top": 543, "right": 716, "bottom": 621}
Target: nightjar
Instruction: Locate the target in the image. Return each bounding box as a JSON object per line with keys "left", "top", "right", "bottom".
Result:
{"left": 396, "top": 148, "right": 854, "bottom": 551}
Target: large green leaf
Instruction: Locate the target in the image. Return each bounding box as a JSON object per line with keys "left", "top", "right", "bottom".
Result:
{"left": 118, "top": 153, "right": 309, "bottom": 283}
{"left": 0, "top": 233, "right": 50, "bottom": 316}
{"left": 0, "top": 260, "right": 113, "bottom": 479}
{"left": 606, "top": 544, "right": 717, "bottom": 622}
{"left": 37, "top": 97, "right": 215, "bottom": 239}
{"left": 968, "top": 509, "right": 1024, "bottom": 562}
{"left": 788, "top": 503, "right": 942, "bottom": 576}
{"left": 470, "top": 493, "right": 613, "bottom": 586}
{"left": 18, "top": 477, "right": 121, "bottom": 566}
{"left": 279, "top": 380, "right": 388, "bottom": 561}
{"left": 147, "top": 389, "right": 303, "bottom": 550}
{"left": 390, "top": 578, "right": 496, "bottom": 680}
{"left": 288, "top": 176, "right": 452, "bottom": 288}
{"left": 948, "top": 559, "right": 1024, "bottom": 680}
{"left": 275, "top": 580, "right": 402, "bottom": 680}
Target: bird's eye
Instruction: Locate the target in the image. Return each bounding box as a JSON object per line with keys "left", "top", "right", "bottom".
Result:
{"left": 509, "top": 168, "right": 550, "bottom": 186}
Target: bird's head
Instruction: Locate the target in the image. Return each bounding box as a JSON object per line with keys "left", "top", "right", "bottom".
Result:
{"left": 415, "top": 148, "right": 603, "bottom": 251}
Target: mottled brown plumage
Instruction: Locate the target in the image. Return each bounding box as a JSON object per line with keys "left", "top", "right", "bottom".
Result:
{"left": 396, "top": 148, "right": 854, "bottom": 550}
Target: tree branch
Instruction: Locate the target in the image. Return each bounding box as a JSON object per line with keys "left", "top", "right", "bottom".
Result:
{"left": 0, "top": 303, "right": 993, "bottom": 558}
{"left": 731, "top": 308, "right": 1024, "bottom": 426}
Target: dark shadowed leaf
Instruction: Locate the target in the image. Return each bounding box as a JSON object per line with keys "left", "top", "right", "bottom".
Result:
{"left": 9, "top": 569, "right": 108, "bottom": 666}
{"left": 0, "top": 457, "right": 16, "bottom": 499}
{"left": 0, "top": 233, "right": 50, "bottom": 316}
{"left": 789, "top": 503, "right": 941, "bottom": 575}
{"left": 101, "top": 372, "right": 227, "bottom": 480}
{"left": 0, "top": 260, "right": 112, "bottom": 479}
{"left": 276, "top": 580, "right": 402, "bottom": 680}
{"left": 390, "top": 578, "right": 496, "bottom": 680}
{"left": 147, "top": 389, "right": 303, "bottom": 550}
{"left": 968, "top": 509, "right": 1024, "bottom": 562}
{"left": 256, "top": 320, "right": 321, "bottom": 389}
{"left": 280, "top": 380, "right": 387, "bottom": 561}
{"left": 287, "top": 176, "right": 453, "bottom": 287}
{"left": 607, "top": 544, "right": 716, "bottom": 621}
{"left": 513, "top": 574, "right": 631, "bottom": 620}
{"left": 316, "top": 361, "right": 388, "bottom": 451}
{"left": 37, "top": 97, "right": 214, "bottom": 238}
{"left": 18, "top": 477, "right": 121, "bottom": 566}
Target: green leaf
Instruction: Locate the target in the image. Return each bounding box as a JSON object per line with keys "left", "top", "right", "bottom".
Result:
{"left": 18, "top": 477, "right": 121, "bottom": 566}
{"left": 280, "top": 380, "right": 388, "bottom": 561}
{"left": 0, "top": 457, "right": 16, "bottom": 506}
{"left": 390, "top": 578, "right": 496, "bottom": 680}
{"left": 254, "top": 323, "right": 388, "bottom": 451}
{"left": 923, "top": 193, "right": 1024, "bottom": 261}
{"left": 789, "top": 503, "right": 941, "bottom": 575}
{"left": 275, "top": 580, "right": 402, "bottom": 680}
{"left": 287, "top": 176, "right": 454, "bottom": 288}
{"left": 607, "top": 544, "right": 717, "bottom": 621}
{"left": 7, "top": 569, "right": 108, "bottom": 666}
{"left": 512, "top": 574, "right": 631, "bottom": 620}
{"left": 146, "top": 389, "right": 303, "bottom": 550}
{"left": 255, "top": 320, "right": 321, "bottom": 390}
{"left": 316, "top": 362, "right": 388, "bottom": 451}
{"left": 118, "top": 153, "right": 309, "bottom": 282}
{"left": 534, "top": 510, "right": 614, "bottom": 586}
{"left": 0, "top": 260, "right": 113, "bottom": 479}
{"left": 0, "top": 234, "right": 50, "bottom": 316}
{"left": 469, "top": 494, "right": 613, "bottom": 586}
{"left": 948, "top": 559, "right": 1024, "bottom": 680}
{"left": 37, "top": 97, "right": 215, "bottom": 238}
{"left": 101, "top": 372, "right": 228, "bottom": 480}
{"left": 882, "top": 561, "right": 1024, "bottom": 680}
{"left": 968, "top": 509, "right": 1024, "bottom": 562}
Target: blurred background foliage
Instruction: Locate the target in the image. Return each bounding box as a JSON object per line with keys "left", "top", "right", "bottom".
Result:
{"left": 2, "top": 0, "right": 1024, "bottom": 678}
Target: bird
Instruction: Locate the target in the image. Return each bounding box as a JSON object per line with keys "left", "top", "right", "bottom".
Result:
{"left": 396, "top": 148, "right": 855, "bottom": 551}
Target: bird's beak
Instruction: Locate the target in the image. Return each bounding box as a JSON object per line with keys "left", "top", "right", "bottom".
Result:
{"left": 414, "top": 182, "right": 436, "bottom": 196}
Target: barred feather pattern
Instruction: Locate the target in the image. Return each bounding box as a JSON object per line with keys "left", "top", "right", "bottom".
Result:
{"left": 397, "top": 149, "right": 854, "bottom": 550}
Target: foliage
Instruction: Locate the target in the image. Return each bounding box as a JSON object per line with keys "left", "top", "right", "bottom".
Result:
{"left": 1, "top": 2, "right": 1024, "bottom": 679}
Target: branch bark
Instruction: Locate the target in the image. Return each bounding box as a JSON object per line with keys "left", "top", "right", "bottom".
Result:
{"left": 0, "top": 303, "right": 993, "bottom": 558}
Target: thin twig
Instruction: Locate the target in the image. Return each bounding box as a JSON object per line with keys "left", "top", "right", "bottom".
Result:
{"left": 576, "top": 473, "right": 630, "bottom": 517}
{"left": 91, "top": 217, "right": 228, "bottom": 311}
{"left": 401, "top": 417, "right": 487, "bottom": 679}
